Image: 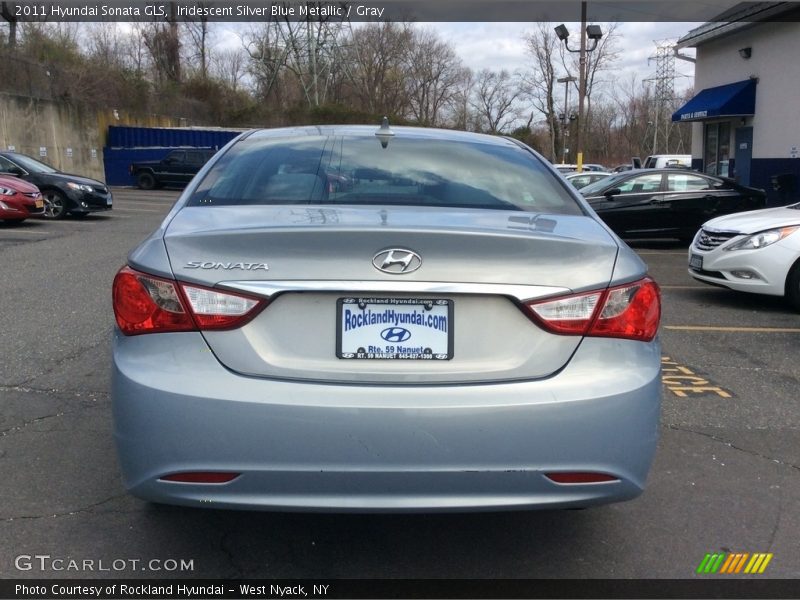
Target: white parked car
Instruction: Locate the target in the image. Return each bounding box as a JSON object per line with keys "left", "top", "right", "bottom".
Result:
{"left": 688, "top": 203, "right": 800, "bottom": 310}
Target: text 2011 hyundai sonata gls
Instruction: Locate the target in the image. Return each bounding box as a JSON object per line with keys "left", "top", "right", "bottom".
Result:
{"left": 112, "top": 124, "right": 662, "bottom": 512}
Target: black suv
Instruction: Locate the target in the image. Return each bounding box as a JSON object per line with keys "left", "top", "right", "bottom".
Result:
{"left": 129, "top": 149, "right": 217, "bottom": 190}
{"left": 0, "top": 152, "right": 112, "bottom": 219}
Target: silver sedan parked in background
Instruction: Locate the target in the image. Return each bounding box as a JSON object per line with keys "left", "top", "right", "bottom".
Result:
{"left": 565, "top": 171, "right": 612, "bottom": 189}
{"left": 112, "top": 124, "right": 662, "bottom": 512}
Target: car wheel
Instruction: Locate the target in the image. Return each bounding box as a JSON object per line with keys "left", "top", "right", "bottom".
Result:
{"left": 137, "top": 172, "right": 156, "bottom": 190}
{"left": 42, "top": 190, "right": 68, "bottom": 219}
{"left": 787, "top": 261, "right": 800, "bottom": 311}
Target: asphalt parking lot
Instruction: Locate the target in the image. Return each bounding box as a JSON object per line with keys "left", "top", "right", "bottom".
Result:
{"left": 1, "top": 188, "right": 798, "bottom": 580}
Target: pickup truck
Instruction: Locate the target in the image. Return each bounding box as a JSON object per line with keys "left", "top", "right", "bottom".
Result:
{"left": 129, "top": 148, "right": 217, "bottom": 190}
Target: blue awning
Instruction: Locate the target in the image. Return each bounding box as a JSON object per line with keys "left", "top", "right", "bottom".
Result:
{"left": 672, "top": 79, "right": 756, "bottom": 122}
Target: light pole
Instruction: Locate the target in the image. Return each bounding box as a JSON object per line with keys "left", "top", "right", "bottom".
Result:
{"left": 555, "top": 2, "right": 603, "bottom": 172}
{"left": 557, "top": 75, "right": 576, "bottom": 164}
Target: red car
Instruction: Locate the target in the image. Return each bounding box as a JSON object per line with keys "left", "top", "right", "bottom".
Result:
{"left": 0, "top": 175, "right": 44, "bottom": 222}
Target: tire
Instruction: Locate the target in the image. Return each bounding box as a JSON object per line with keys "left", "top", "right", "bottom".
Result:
{"left": 42, "top": 190, "right": 68, "bottom": 219}
{"left": 137, "top": 172, "right": 156, "bottom": 190}
{"left": 787, "top": 261, "right": 800, "bottom": 311}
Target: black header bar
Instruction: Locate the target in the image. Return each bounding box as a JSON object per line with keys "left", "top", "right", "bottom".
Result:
{"left": 4, "top": 578, "right": 800, "bottom": 599}
{"left": 6, "top": 0, "right": 800, "bottom": 23}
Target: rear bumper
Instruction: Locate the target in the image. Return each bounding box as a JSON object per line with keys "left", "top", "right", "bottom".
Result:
{"left": 112, "top": 332, "right": 662, "bottom": 512}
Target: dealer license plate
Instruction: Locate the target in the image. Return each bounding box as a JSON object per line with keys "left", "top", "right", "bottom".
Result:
{"left": 689, "top": 253, "right": 703, "bottom": 270}
{"left": 35, "top": 199, "right": 43, "bottom": 209}
{"left": 337, "top": 297, "right": 453, "bottom": 360}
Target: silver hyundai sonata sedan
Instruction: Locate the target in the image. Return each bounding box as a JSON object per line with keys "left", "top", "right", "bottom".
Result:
{"left": 112, "top": 124, "right": 662, "bottom": 512}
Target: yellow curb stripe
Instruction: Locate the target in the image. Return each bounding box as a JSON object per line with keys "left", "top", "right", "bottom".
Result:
{"left": 664, "top": 326, "right": 800, "bottom": 333}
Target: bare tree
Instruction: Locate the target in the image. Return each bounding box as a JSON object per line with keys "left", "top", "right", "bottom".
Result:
{"left": 339, "top": 21, "right": 413, "bottom": 117}
{"left": 448, "top": 68, "right": 474, "bottom": 130}
{"left": 141, "top": 5, "right": 181, "bottom": 84}
{"left": 404, "top": 28, "right": 468, "bottom": 127}
{"left": 243, "top": 22, "right": 287, "bottom": 101}
{"left": 183, "top": 3, "right": 214, "bottom": 79}
{"left": 212, "top": 47, "right": 248, "bottom": 92}
{"left": 121, "top": 23, "right": 151, "bottom": 75}
{"left": 521, "top": 23, "right": 561, "bottom": 161}
{"left": 470, "top": 69, "right": 521, "bottom": 134}
{"left": 1, "top": 1, "right": 17, "bottom": 48}
{"left": 244, "top": 5, "right": 345, "bottom": 108}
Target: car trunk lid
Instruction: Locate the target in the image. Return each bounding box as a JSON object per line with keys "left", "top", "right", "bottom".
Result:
{"left": 161, "top": 205, "right": 622, "bottom": 383}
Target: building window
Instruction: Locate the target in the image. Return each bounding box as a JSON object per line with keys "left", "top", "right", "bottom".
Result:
{"left": 704, "top": 122, "right": 731, "bottom": 177}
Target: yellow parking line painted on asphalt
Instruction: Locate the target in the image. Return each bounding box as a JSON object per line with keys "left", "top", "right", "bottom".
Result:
{"left": 665, "top": 325, "right": 800, "bottom": 333}
{"left": 661, "top": 356, "right": 733, "bottom": 398}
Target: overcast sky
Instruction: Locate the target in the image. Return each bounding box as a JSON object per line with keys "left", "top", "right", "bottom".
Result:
{"left": 412, "top": 21, "right": 698, "bottom": 91}
{"left": 216, "top": 20, "right": 699, "bottom": 94}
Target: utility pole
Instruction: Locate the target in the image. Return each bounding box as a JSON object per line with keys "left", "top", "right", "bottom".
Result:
{"left": 557, "top": 75, "right": 576, "bottom": 164}
{"left": 577, "top": 1, "right": 587, "bottom": 172}
{"left": 555, "top": 4, "right": 602, "bottom": 172}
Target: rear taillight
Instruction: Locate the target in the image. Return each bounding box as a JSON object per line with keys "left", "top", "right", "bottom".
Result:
{"left": 112, "top": 266, "right": 265, "bottom": 335}
{"left": 181, "top": 284, "right": 262, "bottom": 330}
{"left": 525, "top": 277, "right": 660, "bottom": 342}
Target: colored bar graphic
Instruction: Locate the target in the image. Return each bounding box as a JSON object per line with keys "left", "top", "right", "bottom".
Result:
{"left": 745, "top": 554, "right": 762, "bottom": 574}
{"left": 698, "top": 552, "right": 773, "bottom": 575}
{"left": 697, "top": 554, "right": 713, "bottom": 574}
{"left": 719, "top": 554, "right": 736, "bottom": 574}
{"left": 711, "top": 553, "right": 726, "bottom": 573}
{"left": 734, "top": 553, "right": 749, "bottom": 573}
{"left": 758, "top": 554, "right": 773, "bottom": 573}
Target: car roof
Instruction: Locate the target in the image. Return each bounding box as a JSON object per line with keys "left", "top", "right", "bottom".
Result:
{"left": 244, "top": 125, "right": 524, "bottom": 148}
{"left": 614, "top": 168, "right": 710, "bottom": 175}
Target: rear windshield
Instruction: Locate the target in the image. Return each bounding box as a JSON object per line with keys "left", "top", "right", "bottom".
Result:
{"left": 187, "top": 134, "right": 584, "bottom": 215}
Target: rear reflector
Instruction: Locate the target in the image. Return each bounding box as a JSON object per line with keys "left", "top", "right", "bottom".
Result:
{"left": 113, "top": 266, "right": 266, "bottom": 335}
{"left": 525, "top": 277, "right": 660, "bottom": 342}
{"left": 544, "top": 472, "right": 619, "bottom": 484}
{"left": 159, "top": 472, "right": 241, "bottom": 484}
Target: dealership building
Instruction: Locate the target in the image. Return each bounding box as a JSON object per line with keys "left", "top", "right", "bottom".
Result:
{"left": 673, "top": 3, "right": 800, "bottom": 206}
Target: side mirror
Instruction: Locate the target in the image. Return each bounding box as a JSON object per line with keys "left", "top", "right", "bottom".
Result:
{"left": 604, "top": 187, "right": 622, "bottom": 198}
{"left": 7, "top": 167, "right": 25, "bottom": 177}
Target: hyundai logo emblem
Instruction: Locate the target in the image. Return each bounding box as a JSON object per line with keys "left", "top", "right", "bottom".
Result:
{"left": 372, "top": 248, "right": 422, "bottom": 274}
{"left": 381, "top": 327, "right": 412, "bottom": 342}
